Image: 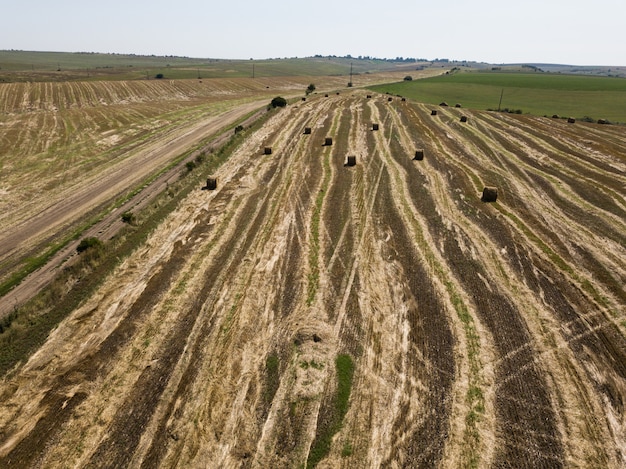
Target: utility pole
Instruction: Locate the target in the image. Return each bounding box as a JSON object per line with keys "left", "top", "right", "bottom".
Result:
{"left": 498, "top": 88, "right": 504, "bottom": 111}
{"left": 252, "top": 63, "right": 255, "bottom": 79}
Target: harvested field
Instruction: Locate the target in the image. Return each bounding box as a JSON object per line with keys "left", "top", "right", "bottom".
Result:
{"left": 0, "top": 90, "right": 625, "bottom": 468}
{"left": 0, "top": 71, "right": 439, "bottom": 294}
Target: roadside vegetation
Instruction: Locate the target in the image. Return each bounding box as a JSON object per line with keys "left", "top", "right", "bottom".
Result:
{"left": 0, "top": 76, "right": 275, "bottom": 300}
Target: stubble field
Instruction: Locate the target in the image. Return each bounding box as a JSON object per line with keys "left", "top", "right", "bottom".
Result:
{"left": 0, "top": 71, "right": 428, "bottom": 300}
{"left": 0, "top": 86, "right": 625, "bottom": 468}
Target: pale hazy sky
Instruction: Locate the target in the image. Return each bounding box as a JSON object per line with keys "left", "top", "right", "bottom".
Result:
{"left": 2, "top": 0, "right": 624, "bottom": 65}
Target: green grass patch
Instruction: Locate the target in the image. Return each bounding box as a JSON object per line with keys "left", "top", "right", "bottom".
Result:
{"left": 341, "top": 441, "right": 353, "bottom": 457}
{"left": 335, "top": 354, "right": 355, "bottom": 416}
{"left": 264, "top": 354, "right": 281, "bottom": 406}
{"left": 300, "top": 360, "right": 324, "bottom": 370}
{"left": 370, "top": 71, "right": 626, "bottom": 122}
{"left": 307, "top": 354, "right": 355, "bottom": 467}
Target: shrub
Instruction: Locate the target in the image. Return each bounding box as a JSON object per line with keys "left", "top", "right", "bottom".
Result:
{"left": 121, "top": 211, "right": 135, "bottom": 224}
{"left": 185, "top": 161, "right": 196, "bottom": 172}
{"left": 270, "top": 96, "right": 287, "bottom": 108}
{"left": 155, "top": 73, "right": 164, "bottom": 79}
{"left": 0, "top": 309, "right": 18, "bottom": 335}
{"left": 76, "top": 237, "right": 103, "bottom": 253}
{"left": 306, "top": 83, "right": 316, "bottom": 95}
{"left": 493, "top": 108, "right": 524, "bottom": 115}
{"left": 404, "top": 75, "right": 413, "bottom": 81}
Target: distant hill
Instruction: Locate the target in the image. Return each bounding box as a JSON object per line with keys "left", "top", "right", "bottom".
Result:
{"left": 463, "top": 62, "right": 625, "bottom": 78}
{"left": 0, "top": 50, "right": 439, "bottom": 82}
{"left": 2, "top": 50, "right": 624, "bottom": 83}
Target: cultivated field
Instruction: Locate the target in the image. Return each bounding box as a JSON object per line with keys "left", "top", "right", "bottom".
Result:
{"left": 372, "top": 71, "right": 626, "bottom": 123}
{"left": 0, "top": 89, "right": 624, "bottom": 468}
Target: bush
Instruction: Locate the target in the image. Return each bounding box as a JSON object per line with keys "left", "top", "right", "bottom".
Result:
{"left": 121, "top": 211, "right": 135, "bottom": 224}
{"left": 270, "top": 96, "right": 287, "bottom": 108}
{"left": 404, "top": 75, "right": 413, "bottom": 81}
{"left": 185, "top": 160, "right": 197, "bottom": 172}
{"left": 155, "top": 73, "right": 164, "bottom": 79}
{"left": 306, "top": 83, "right": 316, "bottom": 95}
{"left": 77, "top": 237, "right": 103, "bottom": 253}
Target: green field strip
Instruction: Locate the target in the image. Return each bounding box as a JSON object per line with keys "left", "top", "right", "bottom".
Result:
{"left": 369, "top": 72, "right": 626, "bottom": 123}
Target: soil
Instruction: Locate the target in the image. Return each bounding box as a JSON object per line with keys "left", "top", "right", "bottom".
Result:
{"left": 0, "top": 91, "right": 625, "bottom": 468}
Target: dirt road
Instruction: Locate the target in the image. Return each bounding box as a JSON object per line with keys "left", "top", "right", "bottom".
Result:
{"left": 0, "top": 101, "right": 267, "bottom": 318}
{"left": 0, "top": 92, "right": 624, "bottom": 467}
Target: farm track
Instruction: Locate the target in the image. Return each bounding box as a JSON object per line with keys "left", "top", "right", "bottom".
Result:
{"left": 0, "top": 91, "right": 625, "bottom": 468}
{"left": 0, "top": 85, "right": 264, "bottom": 275}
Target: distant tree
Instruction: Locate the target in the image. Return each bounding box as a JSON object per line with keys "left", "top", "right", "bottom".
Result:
{"left": 155, "top": 73, "right": 164, "bottom": 79}
{"left": 270, "top": 96, "right": 287, "bottom": 108}
{"left": 306, "top": 83, "right": 316, "bottom": 95}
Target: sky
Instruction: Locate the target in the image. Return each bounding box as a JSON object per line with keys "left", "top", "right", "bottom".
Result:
{"left": 2, "top": 0, "right": 625, "bottom": 65}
